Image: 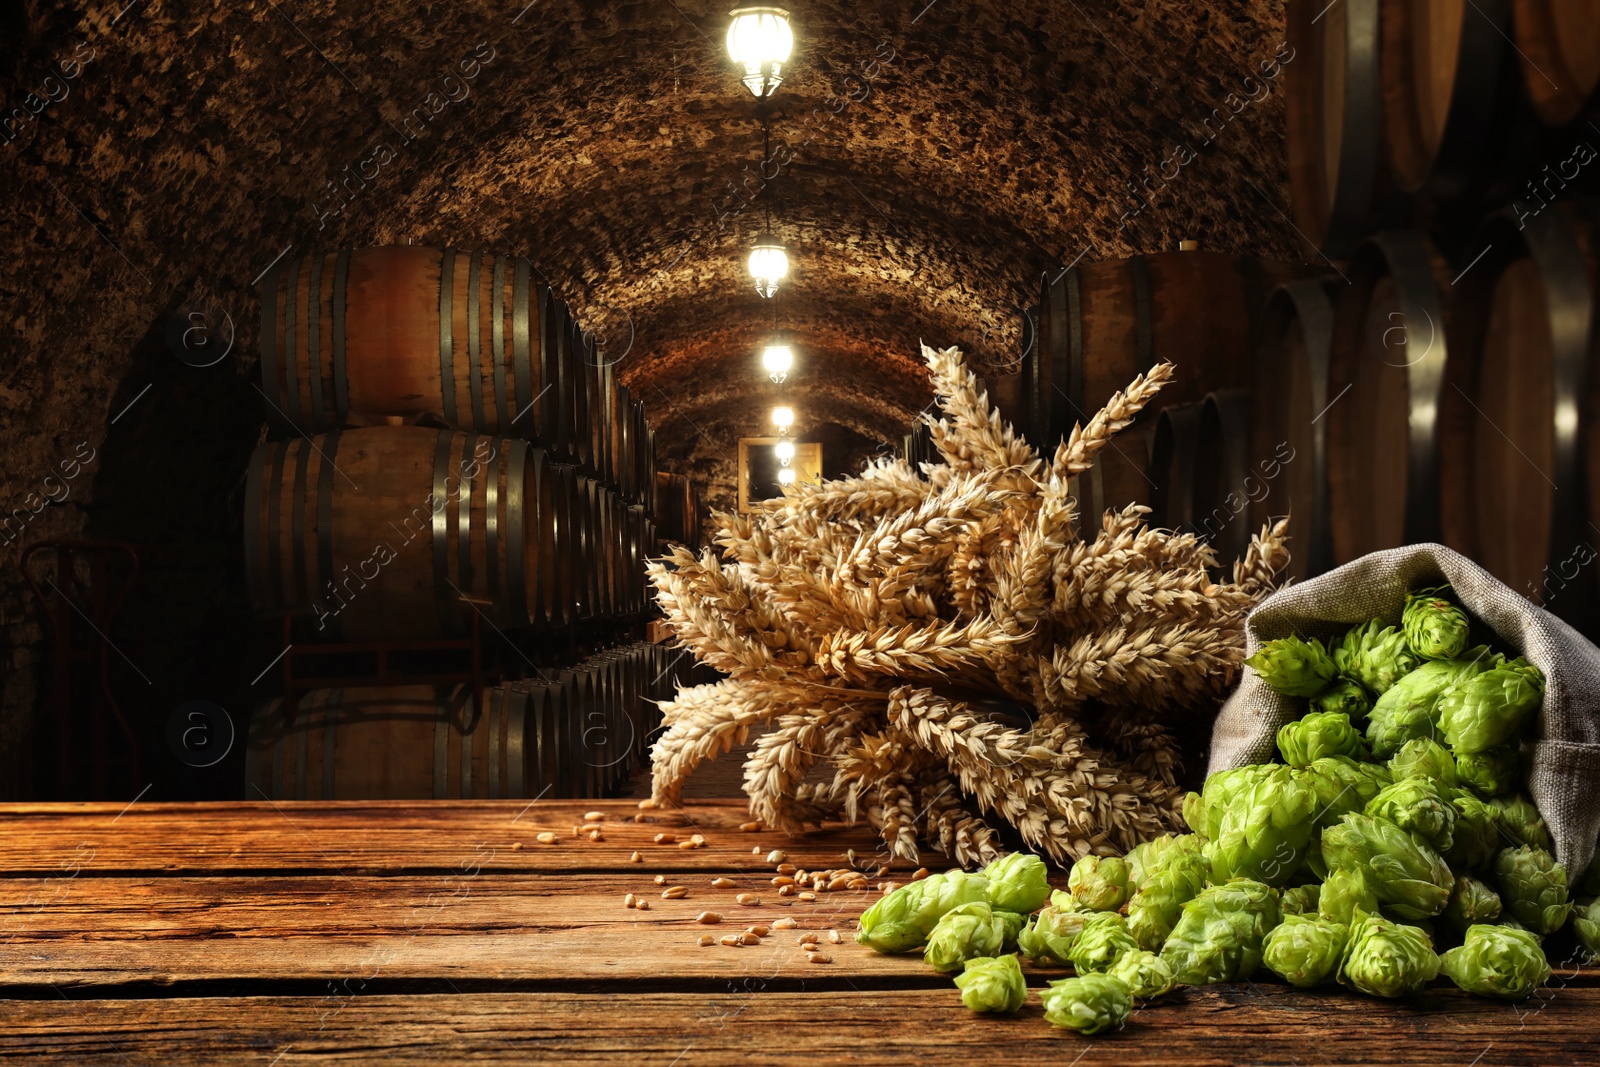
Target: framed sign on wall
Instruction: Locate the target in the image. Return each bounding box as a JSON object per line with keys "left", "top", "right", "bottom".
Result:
{"left": 737, "top": 437, "right": 823, "bottom": 512}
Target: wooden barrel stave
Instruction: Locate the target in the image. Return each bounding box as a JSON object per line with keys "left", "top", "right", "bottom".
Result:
{"left": 244, "top": 684, "right": 540, "bottom": 800}
{"left": 1443, "top": 200, "right": 1598, "bottom": 626}
{"left": 1191, "top": 389, "right": 1257, "bottom": 567}
{"left": 244, "top": 426, "right": 552, "bottom": 641}
{"left": 1031, "top": 249, "right": 1295, "bottom": 526}
{"left": 259, "top": 248, "right": 554, "bottom": 442}
{"left": 1327, "top": 231, "right": 1455, "bottom": 564}
{"left": 1512, "top": 0, "right": 1600, "bottom": 125}
{"left": 1148, "top": 402, "right": 1205, "bottom": 533}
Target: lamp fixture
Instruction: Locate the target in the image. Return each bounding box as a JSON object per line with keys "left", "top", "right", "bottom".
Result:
{"left": 771, "top": 405, "right": 794, "bottom": 433}
{"left": 748, "top": 234, "right": 788, "bottom": 298}
{"left": 777, "top": 466, "right": 797, "bottom": 486}
{"left": 761, "top": 343, "right": 793, "bottom": 384}
{"left": 726, "top": 7, "right": 794, "bottom": 99}
{"left": 774, "top": 439, "right": 795, "bottom": 466}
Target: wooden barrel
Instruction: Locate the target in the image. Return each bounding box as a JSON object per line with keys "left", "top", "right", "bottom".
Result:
{"left": 1442, "top": 200, "right": 1597, "bottom": 624}
{"left": 1513, "top": 0, "right": 1600, "bottom": 125}
{"left": 1288, "top": 0, "right": 1409, "bottom": 257}
{"left": 244, "top": 426, "right": 566, "bottom": 640}
{"left": 1327, "top": 231, "right": 1454, "bottom": 563}
{"left": 1251, "top": 280, "right": 1342, "bottom": 581}
{"left": 1029, "top": 248, "right": 1293, "bottom": 523}
{"left": 566, "top": 317, "right": 594, "bottom": 475}
{"left": 258, "top": 247, "right": 577, "bottom": 451}
{"left": 1381, "top": 0, "right": 1514, "bottom": 200}
{"left": 1191, "top": 389, "right": 1256, "bottom": 566}
{"left": 504, "top": 679, "right": 577, "bottom": 796}
{"left": 596, "top": 358, "right": 616, "bottom": 489}
{"left": 1148, "top": 402, "right": 1204, "bottom": 532}
{"left": 244, "top": 684, "right": 549, "bottom": 799}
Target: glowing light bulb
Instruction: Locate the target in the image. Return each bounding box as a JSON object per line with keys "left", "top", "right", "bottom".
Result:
{"left": 761, "top": 344, "right": 793, "bottom": 383}
{"left": 777, "top": 466, "right": 797, "bottom": 485}
{"left": 774, "top": 439, "right": 795, "bottom": 465}
{"left": 771, "top": 405, "right": 794, "bottom": 432}
{"left": 748, "top": 236, "right": 789, "bottom": 298}
{"left": 726, "top": 7, "right": 794, "bottom": 98}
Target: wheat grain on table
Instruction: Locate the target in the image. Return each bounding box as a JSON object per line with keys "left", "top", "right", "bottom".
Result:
{"left": 0, "top": 800, "right": 1594, "bottom": 1066}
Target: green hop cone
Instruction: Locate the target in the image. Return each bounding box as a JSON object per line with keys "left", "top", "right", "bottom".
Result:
{"left": 982, "top": 852, "right": 1052, "bottom": 914}
{"left": 1388, "top": 737, "right": 1459, "bottom": 788}
{"left": 1125, "top": 850, "right": 1211, "bottom": 951}
{"left": 1364, "top": 655, "right": 1489, "bottom": 757}
{"left": 1442, "top": 874, "right": 1503, "bottom": 934}
{"left": 1295, "top": 756, "right": 1392, "bottom": 829}
{"left": 952, "top": 954, "right": 1027, "bottom": 1013}
{"left": 856, "top": 871, "right": 989, "bottom": 953}
{"left": 1335, "top": 620, "right": 1422, "bottom": 696}
{"left": 1281, "top": 883, "right": 1322, "bottom": 916}
{"left": 1017, "top": 905, "right": 1091, "bottom": 967}
{"left": 1278, "top": 711, "right": 1367, "bottom": 767}
{"left": 1485, "top": 795, "right": 1554, "bottom": 852}
{"left": 925, "top": 901, "right": 1008, "bottom": 973}
{"left": 1493, "top": 846, "right": 1573, "bottom": 936}
{"left": 1440, "top": 924, "right": 1551, "bottom": 999}
{"left": 1263, "top": 914, "right": 1349, "bottom": 987}
{"left": 1319, "top": 865, "right": 1381, "bottom": 926}
{"left": 1245, "top": 635, "right": 1338, "bottom": 696}
{"left": 1042, "top": 973, "right": 1133, "bottom": 1035}
{"left": 1437, "top": 660, "right": 1545, "bottom": 755}
{"left": 1364, "top": 776, "right": 1456, "bottom": 853}
{"left": 1402, "top": 586, "right": 1471, "bottom": 660}
{"left": 1455, "top": 745, "right": 1520, "bottom": 798}
{"left": 1444, "top": 792, "right": 1503, "bottom": 872}
{"left": 1338, "top": 912, "right": 1440, "bottom": 998}
{"left": 1159, "top": 878, "right": 1282, "bottom": 985}
{"left": 1066, "top": 911, "right": 1140, "bottom": 974}
{"left": 1312, "top": 677, "right": 1374, "bottom": 721}
{"left": 1068, "top": 855, "right": 1132, "bottom": 912}
{"left": 1186, "top": 765, "right": 1277, "bottom": 841}
{"left": 1204, "top": 766, "right": 1317, "bottom": 887}
{"left": 1573, "top": 899, "right": 1600, "bottom": 962}
{"left": 1321, "top": 813, "right": 1455, "bottom": 920}
{"left": 994, "top": 910, "right": 1028, "bottom": 953}
{"left": 1106, "top": 948, "right": 1176, "bottom": 999}
{"left": 1125, "top": 833, "right": 1205, "bottom": 886}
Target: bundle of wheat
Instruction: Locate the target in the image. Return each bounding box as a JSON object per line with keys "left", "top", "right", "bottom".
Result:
{"left": 646, "top": 345, "right": 1289, "bottom": 865}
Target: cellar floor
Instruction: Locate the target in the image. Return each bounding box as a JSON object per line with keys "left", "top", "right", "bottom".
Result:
{"left": 0, "top": 799, "right": 1594, "bottom": 1065}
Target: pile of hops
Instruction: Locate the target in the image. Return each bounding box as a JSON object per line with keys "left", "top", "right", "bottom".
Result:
{"left": 646, "top": 344, "right": 1291, "bottom": 864}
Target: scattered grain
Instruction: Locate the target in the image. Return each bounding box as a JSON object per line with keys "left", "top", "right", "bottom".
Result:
{"left": 912, "top": 868, "right": 929, "bottom": 882}
{"left": 588, "top": 831, "right": 604, "bottom": 842}
{"left": 776, "top": 863, "right": 797, "bottom": 876}
{"left": 662, "top": 885, "right": 688, "bottom": 900}
{"left": 711, "top": 877, "right": 737, "bottom": 889}
{"left": 746, "top": 925, "right": 770, "bottom": 937}
{"left": 696, "top": 911, "right": 722, "bottom": 924}
{"left": 771, "top": 917, "right": 798, "bottom": 930}
{"left": 583, "top": 811, "right": 604, "bottom": 822}
{"left": 771, "top": 876, "right": 795, "bottom": 888}
{"left": 636, "top": 900, "right": 650, "bottom": 910}
{"left": 739, "top": 821, "right": 762, "bottom": 832}
{"left": 698, "top": 935, "right": 715, "bottom": 947}
{"left": 808, "top": 953, "right": 833, "bottom": 964}
{"left": 536, "top": 832, "right": 558, "bottom": 845}
{"left": 735, "top": 893, "right": 761, "bottom": 906}
{"left": 827, "top": 930, "right": 842, "bottom": 944}
{"left": 799, "top": 892, "right": 817, "bottom": 902}
{"left": 654, "top": 833, "right": 676, "bottom": 844}
{"left": 623, "top": 894, "right": 637, "bottom": 908}
{"left": 766, "top": 849, "right": 786, "bottom": 864}
{"left": 629, "top": 851, "right": 643, "bottom": 863}
{"left": 797, "top": 933, "right": 820, "bottom": 945}
{"left": 777, "top": 885, "right": 796, "bottom": 897}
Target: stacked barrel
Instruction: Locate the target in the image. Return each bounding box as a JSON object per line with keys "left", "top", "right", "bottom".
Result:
{"left": 244, "top": 247, "right": 656, "bottom": 640}
{"left": 986, "top": 3, "right": 1600, "bottom": 635}
{"left": 242, "top": 247, "right": 666, "bottom": 797}
{"left": 654, "top": 472, "right": 705, "bottom": 547}
{"left": 245, "top": 642, "right": 715, "bottom": 800}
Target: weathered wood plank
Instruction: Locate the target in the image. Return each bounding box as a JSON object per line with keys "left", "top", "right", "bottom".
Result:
{"left": 0, "top": 871, "right": 931, "bottom": 989}
{"left": 0, "top": 800, "right": 923, "bottom": 876}
{"left": 4, "top": 987, "right": 1597, "bottom": 1066}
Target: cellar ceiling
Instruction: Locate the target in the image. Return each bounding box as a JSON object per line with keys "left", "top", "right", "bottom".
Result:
{"left": 1, "top": 0, "right": 1304, "bottom": 503}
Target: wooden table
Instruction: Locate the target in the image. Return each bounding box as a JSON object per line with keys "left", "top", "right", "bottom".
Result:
{"left": 0, "top": 799, "right": 1595, "bottom": 1065}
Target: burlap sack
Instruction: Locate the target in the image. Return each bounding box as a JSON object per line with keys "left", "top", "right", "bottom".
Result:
{"left": 1209, "top": 543, "right": 1600, "bottom": 882}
